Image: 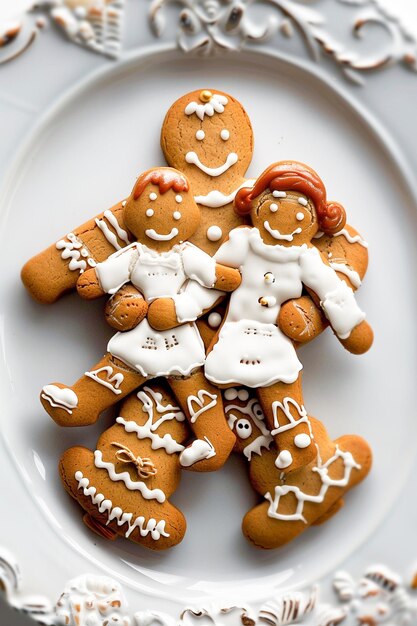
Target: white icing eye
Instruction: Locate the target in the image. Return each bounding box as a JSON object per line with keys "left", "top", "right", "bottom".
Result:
{"left": 146, "top": 208, "right": 154, "bottom": 217}
{"left": 236, "top": 418, "right": 252, "bottom": 439}
{"left": 196, "top": 130, "right": 205, "bottom": 141}
{"left": 149, "top": 192, "right": 157, "bottom": 201}
{"left": 270, "top": 203, "right": 278, "bottom": 213}
{"left": 273, "top": 190, "right": 286, "bottom": 198}
{"left": 296, "top": 212, "right": 305, "bottom": 221}
{"left": 173, "top": 211, "right": 181, "bottom": 220}
{"left": 298, "top": 197, "right": 308, "bottom": 206}
{"left": 220, "top": 129, "right": 230, "bottom": 141}
{"left": 175, "top": 195, "right": 183, "bottom": 204}
{"left": 208, "top": 312, "right": 222, "bottom": 328}
{"left": 253, "top": 402, "right": 264, "bottom": 418}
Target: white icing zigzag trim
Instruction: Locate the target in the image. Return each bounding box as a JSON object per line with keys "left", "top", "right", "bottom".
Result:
{"left": 74, "top": 471, "right": 169, "bottom": 540}
{"left": 184, "top": 94, "right": 228, "bottom": 120}
{"left": 93, "top": 450, "right": 166, "bottom": 502}
{"left": 264, "top": 446, "right": 360, "bottom": 524}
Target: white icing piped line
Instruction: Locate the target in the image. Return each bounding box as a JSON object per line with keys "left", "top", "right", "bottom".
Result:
{"left": 94, "top": 451, "right": 165, "bottom": 502}
{"left": 333, "top": 228, "right": 368, "bottom": 248}
{"left": 145, "top": 228, "right": 178, "bottom": 241}
{"left": 264, "top": 445, "right": 361, "bottom": 523}
{"left": 184, "top": 94, "right": 228, "bottom": 120}
{"left": 56, "top": 233, "right": 96, "bottom": 273}
{"left": 186, "top": 390, "right": 218, "bottom": 424}
{"left": 41, "top": 385, "right": 78, "bottom": 415}
{"left": 85, "top": 366, "right": 124, "bottom": 395}
{"left": 185, "top": 151, "right": 238, "bottom": 177}
{"left": 116, "top": 417, "right": 184, "bottom": 455}
{"left": 263, "top": 221, "right": 302, "bottom": 242}
{"left": 195, "top": 179, "right": 256, "bottom": 208}
{"left": 74, "top": 472, "right": 169, "bottom": 540}
{"left": 273, "top": 191, "right": 287, "bottom": 198}
{"left": 95, "top": 211, "right": 130, "bottom": 251}
{"left": 225, "top": 397, "right": 272, "bottom": 461}
{"left": 270, "top": 398, "right": 312, "bottom": 437}
{"left": 329, "top": 262, "right": 362, "bottom": 288}
{"left": 298, "top": 197, "right": 308, "bottom": 206}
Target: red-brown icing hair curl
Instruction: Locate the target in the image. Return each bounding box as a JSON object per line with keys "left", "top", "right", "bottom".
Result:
{"left": 235, "top": 161, "right": 346, "bottom": 234}
{"left": 133, "top": 167, "right": 189, "bottom": 200}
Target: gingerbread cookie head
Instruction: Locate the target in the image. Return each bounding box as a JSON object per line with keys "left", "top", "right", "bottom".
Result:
{"left": 161, "top": 89, "right": 254, "bottom": 193}
{"left": 124, "top": 167, "right": 200, "bottom": 251}
{"left": 235, "top": 161, "right": 346, "bottom": 246}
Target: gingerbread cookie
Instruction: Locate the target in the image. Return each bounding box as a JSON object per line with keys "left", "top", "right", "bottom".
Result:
{"left": 60, "top": 381, "right": 190, "bottom": 550}
{"left": 150, "top": 161, "right": 373, "bottom": 475}
{"left": 224, "top": 389, "right": 372, "bottom": 549}
{"left": 41, "top": 167, "right": 238, "bottom": 472}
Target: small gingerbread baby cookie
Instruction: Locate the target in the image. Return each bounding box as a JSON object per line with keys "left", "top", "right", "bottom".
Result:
{"left": 60, "top": 381, "right": 190, "bottom": 550}
{"left": 224, "top": 389, "right": 372, "bottom": 549}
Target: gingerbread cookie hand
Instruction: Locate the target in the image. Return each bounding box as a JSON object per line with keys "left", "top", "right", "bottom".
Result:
{"left": 77, "top": 268, "right": 105, "bottom": 300}
{"left": 278, "top": 295, "right": 328, "bottom": 344}
{"left": 339, "top": 319, "right": 374, "bottom": 355}
{"left": 147, "top": 298, "right": 179, "bottom": 331}
{"left": 214, "top": 264, "right": 241, "bottom": 292}
{"left": 105, "top": 284, "right": 149, "bottom": 331}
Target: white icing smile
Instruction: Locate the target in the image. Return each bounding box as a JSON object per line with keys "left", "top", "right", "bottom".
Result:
{"left": 145, "top": 228, "right": 179, "bottom": 241}
{"left": 185, "top": 151, "right": 238, "bottom": 177}
{"left": 263, "top": 221, "right": 302, "bottom": 242}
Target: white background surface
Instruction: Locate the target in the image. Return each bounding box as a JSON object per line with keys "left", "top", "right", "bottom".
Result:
{"left": 0, "top": 0, "right": 417, "bottom": 626}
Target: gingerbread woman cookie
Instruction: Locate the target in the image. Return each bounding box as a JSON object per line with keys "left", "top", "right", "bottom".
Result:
{"left": 41, "top": 167, "right": 238, "bottom": 472}
{"left": 150, "top": 161, "right": 373, "bottom": 475}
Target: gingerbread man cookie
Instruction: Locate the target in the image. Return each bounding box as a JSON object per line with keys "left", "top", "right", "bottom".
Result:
{"left": 60, "top": 381, "right": 191, "bottom": 550}
{"left": 41, "top": 167, "right": 238, "bottom": 472}
{"left": 224, "top": 388, "right": 372, "bottom": 549}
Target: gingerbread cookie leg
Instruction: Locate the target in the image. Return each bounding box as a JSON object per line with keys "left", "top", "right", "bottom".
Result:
{"left": 256, "top": 376, "right": 316, "bottom": 475}
{"left": 41, "top": 354, "right": 146, "bottom": 427}
{"left": 242, "top": 419, "right": 372, "bottom": 549}
{"left": 168, "top": 369, "right": 236, "bottom": 472}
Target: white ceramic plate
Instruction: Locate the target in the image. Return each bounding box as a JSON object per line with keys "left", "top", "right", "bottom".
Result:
{"left": 1, "top": 2, "right": 417, "bottom": 625}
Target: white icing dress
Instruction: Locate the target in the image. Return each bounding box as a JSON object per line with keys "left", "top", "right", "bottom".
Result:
{"left": 204, "top": 228, "right": 365, "bottom": 388}
{"left": 95, "top": 242, "right": 217, "bottom": 378}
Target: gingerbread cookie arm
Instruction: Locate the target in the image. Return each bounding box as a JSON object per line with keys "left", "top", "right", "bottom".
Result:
{"left": 278, "top": 223, "right": 369, "bottom": 344}
{"left": 21, "top": 200, "right": 131, "bottom": 304}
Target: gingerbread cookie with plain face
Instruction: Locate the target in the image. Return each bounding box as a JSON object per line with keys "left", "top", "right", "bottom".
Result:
{"left": 60, "top": 382, "right": 190, "bottom": 550}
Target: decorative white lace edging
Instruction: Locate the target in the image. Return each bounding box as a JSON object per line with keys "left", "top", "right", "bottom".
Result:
{"left": 1, "top": 549, "right": 416, "bottom": 626}
{"left": 0, "top": 1, "right": 416, "bottom": 85}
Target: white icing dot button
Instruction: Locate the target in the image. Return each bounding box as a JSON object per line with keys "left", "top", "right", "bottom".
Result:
{"left": 259, "top": 296, "right": 277, "bottom": 308}
{"left": 224, "top": 388, "right": 238, "bottom": 401}
{"left": 208, "top": 312, "right": 222, "bottom": 328}
{"left": 264, "top": 272, "right": 275, "bottom": 284}
{"left": 149, "top": 192, "right": 157, "bottom": 201}
{"left": 146, "top": 208, "right": 154, "bottom": 217}
{"left": 173, "top": 211, "right": 181, "bottom": 220}
{"left": 220, "top": 129, "right": 230, "bottom": 141}
{"left": 296, "top": 212, "right": 305, "bottom": 221}
{"left": 175, "top": 195, "right": 183, "bottom": 203}
{"left": 275, "top": 450, "right": 293, "bottom": 469}
{"left": 294, "top": 433, "right": 311, "bottom": 448}
{"left": 207, "top": 225, "right": 223, "bottom": 242}
{"left": 196, "top": 130, "right": 205, "bottom": 140}
{"left": 270, "top": 203, "right": 278, "bottom": 213}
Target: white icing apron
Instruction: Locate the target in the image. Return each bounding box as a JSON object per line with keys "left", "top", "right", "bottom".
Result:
{"left": 95, "top": 242, "right": 216, "bottom": 378}
{"left": 205, "top": 228, "right": 365, "bottom": 388}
